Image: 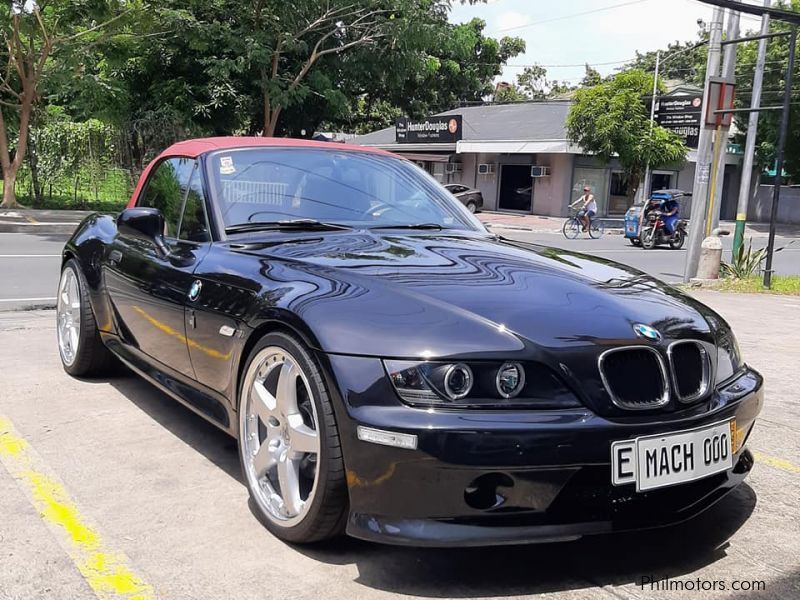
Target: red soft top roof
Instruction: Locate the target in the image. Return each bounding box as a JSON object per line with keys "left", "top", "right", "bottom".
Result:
{"left": 161, "top": 136, "right": 389, "bottom": 159}
{"left": 127, "top": 136, "right": 392, "bottom": 208}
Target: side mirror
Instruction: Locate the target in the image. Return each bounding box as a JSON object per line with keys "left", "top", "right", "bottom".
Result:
{"left": 117, "top": 207, "right": 169, "bottom": 255}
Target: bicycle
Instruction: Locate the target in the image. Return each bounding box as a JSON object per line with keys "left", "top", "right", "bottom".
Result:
{"left": 562, "top": 207, "right": 605, "bottom": 240}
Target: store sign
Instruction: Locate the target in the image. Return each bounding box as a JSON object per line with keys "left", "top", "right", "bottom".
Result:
{"left": 396, "top": 115, "right": 462, "bottom": 143}
{"left": 654, "top": 95, "right": 702, "bottom": 149}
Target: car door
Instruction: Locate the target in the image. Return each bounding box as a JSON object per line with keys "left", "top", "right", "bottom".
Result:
{"left": 104, "top": 157, "right": 211, "bottom": 378}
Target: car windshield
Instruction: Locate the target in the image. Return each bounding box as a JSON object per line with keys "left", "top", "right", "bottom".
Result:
{"left": 207, "top": 148, "right": 482, "bottom": 232}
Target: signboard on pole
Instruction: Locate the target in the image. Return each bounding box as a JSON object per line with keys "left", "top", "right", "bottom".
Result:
{"left": 654, "top": 94, "right": 703, "bottom": 149}
{"left": 704, "top": 78, "right": 736, "bottom": 128}
{"left": 396, "top": 115, "right": 463, "bottom": 143}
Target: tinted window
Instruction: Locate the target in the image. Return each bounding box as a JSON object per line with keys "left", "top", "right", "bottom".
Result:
{"left": 138, "top": 158, "right": 195, "bottom": 238}
{"left": 208, "top": 149, "right": 481, "bottom": 232}
{"left": 178, "top": 169, "right": 210, "bottom": 242}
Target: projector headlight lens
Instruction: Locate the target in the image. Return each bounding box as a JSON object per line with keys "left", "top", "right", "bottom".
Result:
{"left": 444, "top": 363, "right": 473, "bottom": 400}
{"left": 496, "top": 362, "right": 525, "bottom": 398}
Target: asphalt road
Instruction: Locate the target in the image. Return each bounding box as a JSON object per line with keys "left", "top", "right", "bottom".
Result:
{"left": 0, "top": 231, "right": 69, "bottom": 311}
{"left": 496, "top": 229, "right": 800, "bottom": 283}
{"left": 1, "top": 228, "right": 798, "bottom": 312}
{"left": 1, "top": 292, "right": 798, "bottom": 599}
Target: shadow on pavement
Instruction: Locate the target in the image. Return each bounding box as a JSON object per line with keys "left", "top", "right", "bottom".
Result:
{"left": 297, "top": 486, "right": 758, "bottom": 597}
{"left": 100, "top": 372, "right": 242, "bottom": 482}
{"left": 93, "top": 367, "right": 769, "bottom": 598}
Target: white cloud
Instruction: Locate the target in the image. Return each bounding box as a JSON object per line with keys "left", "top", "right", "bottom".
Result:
{"left": 495, "top": 11, "right": 533, "bottom": 32}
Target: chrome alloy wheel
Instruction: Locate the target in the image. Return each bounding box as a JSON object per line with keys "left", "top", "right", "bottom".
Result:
{"left": 240, "top": 347, "right": 321, "bottom": 527}
{"left": 57, "top": 267, "right": 81, "bottom": 367}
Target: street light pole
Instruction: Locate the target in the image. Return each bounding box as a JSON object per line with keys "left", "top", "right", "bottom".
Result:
{"left": 684, "top": 6, "right": 726, "bottom": 282}
{"left": 708, "top": 4, "right": 740, "bottom": 232}
{"left": 639, "top": 50, "right": 661, "bottom": 204}
{"left": 733, "top": 0, "right": 771, "bottom": 257}
{"left": 763, "top": 26, "right": 796, "bottom": 288}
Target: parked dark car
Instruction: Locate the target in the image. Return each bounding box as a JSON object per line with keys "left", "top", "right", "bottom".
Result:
{"left": 58, "top": 138, "right": 762, "bottom": 547}
{"left": 444, "top": 183, "right": 483, "bottom": 213}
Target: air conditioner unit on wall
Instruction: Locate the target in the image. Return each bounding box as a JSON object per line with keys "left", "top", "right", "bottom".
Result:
{"left": 531, "top": 166, "right": 550, "bottom": 177}
{"left": 478, "top": 163, "right": 495, "bottom": 175}
{"left": 445, "top": 162, "right": 462, "bottom": 174}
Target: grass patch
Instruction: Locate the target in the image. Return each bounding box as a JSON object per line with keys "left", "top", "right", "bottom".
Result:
{"left": 716, "top": 276, "right": 800, "bottom": 295}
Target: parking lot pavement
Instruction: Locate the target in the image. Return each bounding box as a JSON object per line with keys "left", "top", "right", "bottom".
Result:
{"left": 0, "top": 294, "right": 799, "bottom": 600}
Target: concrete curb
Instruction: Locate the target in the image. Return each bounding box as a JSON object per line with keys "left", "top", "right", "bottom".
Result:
{"left": 0, "top": 222, "right": 80, "bottom": 234}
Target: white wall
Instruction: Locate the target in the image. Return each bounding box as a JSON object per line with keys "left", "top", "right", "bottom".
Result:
{"left": 532, "top": 154, "right": 574, "bottom": 217}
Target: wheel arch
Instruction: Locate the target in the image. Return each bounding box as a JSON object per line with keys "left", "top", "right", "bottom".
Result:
{"left": 234, "top": 314, "right": 325, "bottom": 412}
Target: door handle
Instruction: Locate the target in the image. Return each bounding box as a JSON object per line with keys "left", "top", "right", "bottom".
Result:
{"left": 108, "top": 249, "right": 122, "bottom": 265}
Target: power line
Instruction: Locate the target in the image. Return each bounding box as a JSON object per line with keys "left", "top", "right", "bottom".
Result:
{"left": 496, "top": 0, "right": 650, "bottom": 33}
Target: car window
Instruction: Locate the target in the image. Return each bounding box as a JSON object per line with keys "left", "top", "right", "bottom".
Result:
{"left": 209, "top": 148, "right": 482, "bottom": 232}
{"left": 178, "top": 168, "right": 211, "bottom": 243}
{"left": 138, "top": 157, "right": 196, "bottom": 238}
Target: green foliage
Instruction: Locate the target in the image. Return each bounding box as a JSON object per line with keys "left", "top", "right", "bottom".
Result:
{"left": 735, "top": 0, "right": 800, "bottom": 181}
{"left": 622, "top": 38, "right": 707, "bottom": 86}
{"left": 721, "top": 238, "right": 767, "bottom": 279}
{"left": 566, "top": 69, "right": 687, "bottom": 197}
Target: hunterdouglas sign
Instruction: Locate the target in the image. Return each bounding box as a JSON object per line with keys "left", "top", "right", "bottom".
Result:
{"left": 395, "top": 115, "right": 463, "bottom": 143}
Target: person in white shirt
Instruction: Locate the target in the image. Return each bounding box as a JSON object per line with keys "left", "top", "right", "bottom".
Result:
{"left": 570, "top": 186, "right": 597, "bottom": 231}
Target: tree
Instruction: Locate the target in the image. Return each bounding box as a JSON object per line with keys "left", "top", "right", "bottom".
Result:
{"left": 517, "top": 65, "right": 550, "bottom": 99}
{"left": 0, "top": 1, "right": 132, "bottom": 207}
{"left": 580, "top": 64, "right": 602, "bottom": 88}
{"left": 566, "top": 69, "right": 687, "bottom": 199}
{"left": 621, "top": 39, "right": 707, "bottom": 86}
{"left": 735, "top": 2, "right": 800, "bottom": 180}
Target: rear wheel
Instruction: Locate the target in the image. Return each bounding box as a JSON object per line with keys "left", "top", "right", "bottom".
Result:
{"left": 562, "top": 218, "right": 580, "bottom": 239}
{"left": 641, "top": 227, "right": 656, "bottom": 250}
{"left": 238, "top": 332, "right": 347, "bottom": 543}
{"left": 629, "top": 237, "right": 641, "bottom": 246}
{"left": 669, "top": 229, "right": 685, "bottom": 250}
{"left": 589, "top": 219, "right": 605, "bottom": 239}
{"left": 56, "top": 259, "right": 116, "bottom": 377}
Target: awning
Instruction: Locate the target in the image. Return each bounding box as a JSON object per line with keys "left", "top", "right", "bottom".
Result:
{"left": 456, "top": 140, "right": 580, "bottom": 154}
{"left": 393, "top": 152, "right": 453, "bottom": 163}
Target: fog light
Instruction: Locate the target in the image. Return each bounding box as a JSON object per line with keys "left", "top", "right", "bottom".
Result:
{"left": 444, "top": 363, "right": 473, "bottom": 400}
{"left": 496, "top": 362, "right": 525, "bottom": 398}
{"left": 357, "top": 426, "right": 418, "bottom": 450}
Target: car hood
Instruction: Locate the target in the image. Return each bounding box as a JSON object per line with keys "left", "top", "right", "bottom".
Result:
{"left": 227, "top": 230, "right": 716, "bottom": 359}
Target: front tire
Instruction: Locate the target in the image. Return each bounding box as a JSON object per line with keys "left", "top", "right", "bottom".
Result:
{"left": 641, "top": 227, "right": 656, "bottom": 249}
{"left": 57, "top": 259, "right": 115, "bottom": 377}
{"left": 238, "top": 332, "right": 347, "bottom": 543}
{"left": 466, "top": 201, "right": 477, "bottom": 214}
{"left": 562, "top": 218, "right": 580, "bottom": 239}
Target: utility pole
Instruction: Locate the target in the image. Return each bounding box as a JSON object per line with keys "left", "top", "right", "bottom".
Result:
{"left": 763, "top": 26, "right": 797, "bottom": 288}
{"left": 707, "top": 4, "right": 741, "bottom": 233}
{"left": 733, "top": 0, "right": 771, "bottom": 257}
{"left": 639, "top": 50, "right": 661, "bottom": 203}
{"left": 684, "top": 6, "right": 726, "bottom": 282}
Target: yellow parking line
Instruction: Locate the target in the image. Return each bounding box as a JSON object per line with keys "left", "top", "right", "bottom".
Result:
{"left": 0, "top": 415, "right": 154, "bottom": 600}
{"left": 753, "top": 450, "right": 800, "bottom": 475}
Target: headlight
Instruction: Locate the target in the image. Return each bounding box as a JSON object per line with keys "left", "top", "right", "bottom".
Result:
{"left": 383, "top": 359, "right": 580, "bottom": 409}
{"left": 715, "top": 328, "right": 743, "bottom": 384}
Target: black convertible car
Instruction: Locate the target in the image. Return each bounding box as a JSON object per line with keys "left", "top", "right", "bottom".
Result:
{"left": 58, "top": 137, "right": 763, "bottom": 547}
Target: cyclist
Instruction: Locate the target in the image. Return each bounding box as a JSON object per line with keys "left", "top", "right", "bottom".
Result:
{"left": 570, "top": 186, "right": 597, "bottom": 231}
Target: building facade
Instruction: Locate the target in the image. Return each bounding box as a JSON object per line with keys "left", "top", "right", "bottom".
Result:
{"left": 354, "top": 102, "right": 744, "bottom": 220}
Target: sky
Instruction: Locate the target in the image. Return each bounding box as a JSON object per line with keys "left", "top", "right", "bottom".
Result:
{"left": 448, "top": 0, "right": 768, "bottom": 86}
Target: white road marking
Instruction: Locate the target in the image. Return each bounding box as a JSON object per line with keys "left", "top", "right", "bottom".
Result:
{"left": 0, "top": 297, "right": 57, "bottom": 303}
{"left": 0, "top": 254, "right": 61, "bottom": 258}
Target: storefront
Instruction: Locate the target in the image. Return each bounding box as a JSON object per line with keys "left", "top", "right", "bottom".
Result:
{"left": 354, "top": 102, "right": 742, "bottom": 219}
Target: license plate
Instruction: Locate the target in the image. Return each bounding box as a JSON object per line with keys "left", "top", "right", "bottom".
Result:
{"left": 611, "top": 420, "right": 734, "bottom": 492}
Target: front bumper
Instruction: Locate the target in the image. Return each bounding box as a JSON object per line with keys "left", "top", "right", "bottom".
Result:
{"left": 323, "top": 355, "right": 764, "bottom": 547}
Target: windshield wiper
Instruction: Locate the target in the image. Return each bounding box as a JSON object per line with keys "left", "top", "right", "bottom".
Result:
{"left": 225, "top": 219, "right": 352, "bottom": 234}
{"left": 368, "top": 223, "right": 446, "bottom": 231}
